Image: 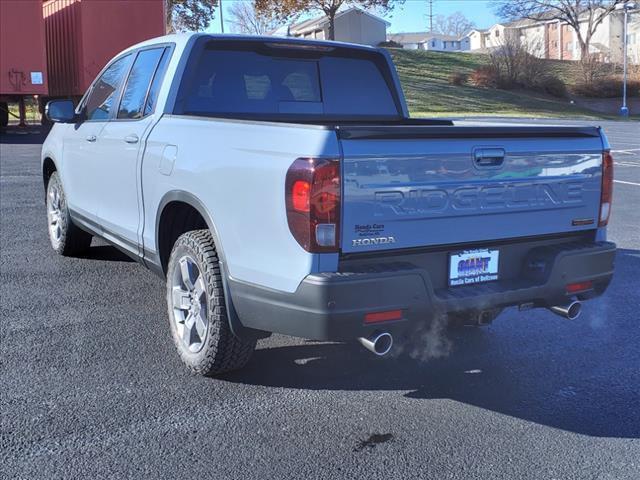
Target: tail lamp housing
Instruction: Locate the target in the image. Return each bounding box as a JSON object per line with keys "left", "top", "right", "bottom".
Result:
{"left": 599, "top": 151, "right": 613, "bottom": 227}
{"left": 285, "top": 158, "right": 341, "bottom": 253}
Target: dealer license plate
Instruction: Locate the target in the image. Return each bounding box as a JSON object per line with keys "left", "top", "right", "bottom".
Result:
{"left": 449, "top": 249, "right": 499, "bottom": 287}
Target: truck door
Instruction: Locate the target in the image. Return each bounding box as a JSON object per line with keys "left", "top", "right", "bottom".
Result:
{"left": 95, "top": 47, "right": 170, "bottom": 255}
{"left": 62, "top": 53, "right": 133, "bottom": 225}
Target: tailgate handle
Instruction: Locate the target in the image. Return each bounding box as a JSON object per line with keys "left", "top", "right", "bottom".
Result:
{"left": 474, "top": 148, "right": 505, "bottom": 167}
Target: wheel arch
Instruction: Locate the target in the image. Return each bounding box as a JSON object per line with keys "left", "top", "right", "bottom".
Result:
{"left": 155, "top": 190, "right": 267, "bottom": 341}
{"left": 42, "top": 156, "right": 57, "bottom": 189}
{"left": 155, "top": 190, "right": 226, "bottom": 276}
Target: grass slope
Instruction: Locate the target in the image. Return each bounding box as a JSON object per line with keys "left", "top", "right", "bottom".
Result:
{"left": 389, "top": 49, "right": 603, "bottom": 119}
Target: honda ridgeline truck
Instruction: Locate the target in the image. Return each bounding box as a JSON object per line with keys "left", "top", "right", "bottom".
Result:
{"left": 42, "top": 34, "right": 616, "bottom": 375}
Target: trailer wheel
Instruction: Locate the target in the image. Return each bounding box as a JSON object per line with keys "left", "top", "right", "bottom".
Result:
{"left": 0, "top": 102, "right": 8, "bottom": 128}
{"left": 166, "top": 230, "right": 256, "bottom": 376}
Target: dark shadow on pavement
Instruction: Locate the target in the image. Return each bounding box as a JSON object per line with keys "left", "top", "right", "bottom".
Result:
{"left": 80, "top": 245, "right": 135, "bottom": 263}
{"left": 0, "top": 127, "right": 49, "bottom": 144}
{"left": 224, "top": 249, "right": 640, "bottom": 440}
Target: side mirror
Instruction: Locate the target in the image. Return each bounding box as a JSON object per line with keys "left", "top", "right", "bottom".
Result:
{"left": 45, "top": 99, "right": 77, "bottom": 123}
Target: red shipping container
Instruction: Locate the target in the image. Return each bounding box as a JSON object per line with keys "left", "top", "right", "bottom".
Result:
{"left": 43, "top": 0, "right": 166, "bottom": 97}
{"left": 0, "top": 0, "right": 49, "bottom": 96}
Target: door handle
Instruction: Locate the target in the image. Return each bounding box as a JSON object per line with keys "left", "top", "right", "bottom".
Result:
{"left": 86, "top": 135, "right": 97, "bottom": 143}
{"left": 124, "top": 134, "right": 139, "bottom": 144}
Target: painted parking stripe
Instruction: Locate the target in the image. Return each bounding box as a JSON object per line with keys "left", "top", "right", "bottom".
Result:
{"left": 614, "top": 180, "right": 640, "bottom": 186}
{"left": 612, "top": 149, "right": 640, "bottom": 155}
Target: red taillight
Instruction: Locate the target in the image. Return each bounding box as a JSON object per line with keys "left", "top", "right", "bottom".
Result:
{"left": 566, "top": 280, "right": 593, "bottom": 294}
{"left": 364, "top": 310, "right": 403, "bottom": 324}
{"left": 599, "top": 151, "right": 614, "bottom": 227}
{"left": 292, "top": 181, "right": 310, "bottom": 212}
{"left": 285, "top": 158, "right": 341, "bottom": 253}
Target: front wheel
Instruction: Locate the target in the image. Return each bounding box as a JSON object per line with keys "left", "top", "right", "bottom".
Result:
{"left": 166, "top": 230, "right": 256, "bottom": 376}
{"left": 46, "top": 172, "right": 92, "bottom": 256}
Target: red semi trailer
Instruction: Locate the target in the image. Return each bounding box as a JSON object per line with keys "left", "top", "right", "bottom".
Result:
{"left": 0, "top": 0, "right": 165, "bottom": 128}
{"left": 43, "top": 0, "right": 166, "bottom": 98}
{"left": 0, "top": 0, "right": 49, "bottom": 127}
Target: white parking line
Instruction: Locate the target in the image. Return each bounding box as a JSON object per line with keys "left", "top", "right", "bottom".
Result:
{"left": 612, "top": 149, "right": 640, "bottom": 155}
{"left": 614, "top": 180, "right": 640, "bottom": 186}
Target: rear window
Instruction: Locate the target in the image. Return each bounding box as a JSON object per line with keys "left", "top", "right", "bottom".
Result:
{"left": 176, "top": 42, "right": 400, "bottom": 120}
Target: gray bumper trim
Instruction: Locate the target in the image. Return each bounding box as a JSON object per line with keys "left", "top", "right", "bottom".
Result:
{"left": 229, "top": 241, "right": 616, "bottom": 341}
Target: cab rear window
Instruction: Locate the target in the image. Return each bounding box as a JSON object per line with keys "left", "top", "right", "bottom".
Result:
{"left": 175, "top": 41, "right": 401, "bottom": 120}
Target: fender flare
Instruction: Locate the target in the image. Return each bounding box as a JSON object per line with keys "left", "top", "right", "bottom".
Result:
{"left": 155, "top": 190, "right": 268, "bottom": 341}
{"left": 155, "top": 190, "right": 226, "bottom": 270}
{"left": 41, "top": 154, "right": 58, "bottom": 186}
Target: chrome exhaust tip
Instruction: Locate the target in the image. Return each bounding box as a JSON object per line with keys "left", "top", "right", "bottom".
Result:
{"left": 358, "top": 332, "right": 393, "bottom": 356}
{"left": 548, "top": 300, "right": 582, "bottom": 320}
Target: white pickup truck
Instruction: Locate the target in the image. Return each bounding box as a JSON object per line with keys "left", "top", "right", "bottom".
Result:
{"left": 42, "top": 34, "right": 616, "bottom": 376}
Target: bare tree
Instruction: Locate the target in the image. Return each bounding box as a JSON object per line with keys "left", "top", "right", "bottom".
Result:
{"left": 228, "top": 1, "right": 279, "bottom": 34}
{"left": 496, "top": 1, "right": 627, "bottom": 61}
{"left": 488, "top": 36, "right": 548, "bottom": 87}
{"left": 255, "top": 0, "right": 404, "bottom": 41}
{"left": 433, "top": 11, "right": 475, "bottom": 37}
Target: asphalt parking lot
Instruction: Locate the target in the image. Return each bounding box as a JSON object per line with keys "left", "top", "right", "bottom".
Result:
{"left": 1, "top": 119, "right": 639, "bottom": 479}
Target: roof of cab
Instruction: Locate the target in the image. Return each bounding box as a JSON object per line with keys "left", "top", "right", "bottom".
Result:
{"left": 120, "top": 32, "right": 382, "bottom": 56}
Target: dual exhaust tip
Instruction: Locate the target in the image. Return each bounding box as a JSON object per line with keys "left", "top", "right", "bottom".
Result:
{"left": 358, "top": 300, "right": 582, "bottom": 356}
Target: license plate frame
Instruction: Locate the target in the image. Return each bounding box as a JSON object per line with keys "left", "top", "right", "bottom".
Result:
{"left": 448, "top": 248, "right": 500, "bottom": 287}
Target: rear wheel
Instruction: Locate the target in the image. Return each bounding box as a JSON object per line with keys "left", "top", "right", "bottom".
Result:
{"left": 46, "top": 172, "right": 92, "bottom": 256}
{"left": 166, "top": 230, "right": 255, "bottom": 376}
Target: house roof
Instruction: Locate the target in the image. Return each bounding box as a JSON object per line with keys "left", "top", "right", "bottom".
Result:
{"left": 289, "top": 7, "right": 391, "bottom": 35}
{"left": 387, "top": 32, "right": 460, "bottom": 44}
{"left": 501, "top": 5, "right": 640, "bottom": 30}
{"left": 465, "top": 29, "right": 488, "bottom": 36}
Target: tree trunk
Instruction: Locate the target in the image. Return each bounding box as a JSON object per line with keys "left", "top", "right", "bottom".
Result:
{"left": 579, "top": 41, "right": 589, "bottom": 61}
{"left": 165, "top": 0, "right": 173, "bottom": 33}
{"left": 328, "top": 10, "right": 336, "bottom": 40}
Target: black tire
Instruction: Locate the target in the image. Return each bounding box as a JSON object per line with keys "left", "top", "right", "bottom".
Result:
{"left": 0, "top": 102, "right": 8, "bottom": 128}
{"left": 45, "top": 171, "right": 92, "bottom": 256}
{"left": 166, "top": 230, "right": 256, "bottom": 376}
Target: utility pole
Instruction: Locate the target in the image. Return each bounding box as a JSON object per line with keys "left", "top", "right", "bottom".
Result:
{"left": 219, "top": 0, "right": 225, "bottom": 33}
{"left": 619, "top": 1, "right": 636, "bottom": 117}
{"left": 427, "top": 0, "right": 434, "bottom": 32}
{"left": 622, "top": 5, "right": 628, "bottom": 116}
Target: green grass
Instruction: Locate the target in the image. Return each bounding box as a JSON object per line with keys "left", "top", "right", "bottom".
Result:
{"left": 389, "top": 49, "right": 612, "bottom": 119}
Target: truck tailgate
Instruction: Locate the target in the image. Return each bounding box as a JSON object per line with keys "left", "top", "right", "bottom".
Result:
{"left": 339, "top": 126, "right": 604, "bottom": 253}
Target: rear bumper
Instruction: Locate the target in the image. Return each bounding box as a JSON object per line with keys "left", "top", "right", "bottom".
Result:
{"left": 229, "top": 240, "right": 616, "bottom": 341}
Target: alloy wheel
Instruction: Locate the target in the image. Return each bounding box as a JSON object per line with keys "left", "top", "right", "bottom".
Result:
{"left": 171, "top": 255, "right": 209, "bottom": 353}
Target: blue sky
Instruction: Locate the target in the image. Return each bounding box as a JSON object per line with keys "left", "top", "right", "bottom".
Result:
{"left": 208, "top": 0, "right": 502, "bottom": 34}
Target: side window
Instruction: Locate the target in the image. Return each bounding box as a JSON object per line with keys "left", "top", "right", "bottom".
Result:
{"left": 85, "top": 54, "right": 132, "bottom": 121}
{"left": 118, "top": 48, "right": 165, "bottom": 119}
{"left": 144, "top": 48, "right": 171, "bottom": 116}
